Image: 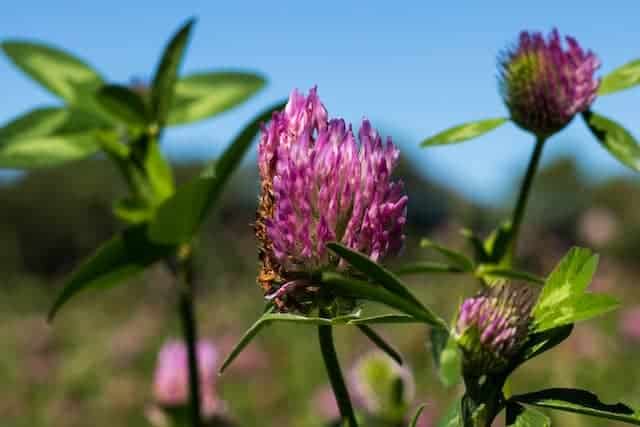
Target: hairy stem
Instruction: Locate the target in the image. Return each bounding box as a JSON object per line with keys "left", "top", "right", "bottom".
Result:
{"left": 317, "top": 317, "right": 358, "bottom": 427}
{"left": 508, "top": 136, "right": 547, "bottom": 264}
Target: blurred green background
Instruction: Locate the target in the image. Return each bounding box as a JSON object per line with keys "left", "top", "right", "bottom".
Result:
{"left": 1, "top": 149, "right": 639, "bottom": 426}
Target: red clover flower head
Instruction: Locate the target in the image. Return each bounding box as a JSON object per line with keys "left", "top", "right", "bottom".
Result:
{"left": 499, "top": 29, "right": 600, "bottom": 138}
{"left": 256, "top": 87, "right": 408, "bottom": 311}
{"left": 455, "top": 283, "right": 535, "bottom": 375}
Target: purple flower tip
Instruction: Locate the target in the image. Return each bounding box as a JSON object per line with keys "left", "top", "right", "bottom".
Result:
{"left": 455, "top": 283, "right": 535, "bottom": 374}
{"left": 255, "top": 87, "right": 408, "bottom": 311}
{"left": 499, "top": 29, "right": 600, "bottom": 137}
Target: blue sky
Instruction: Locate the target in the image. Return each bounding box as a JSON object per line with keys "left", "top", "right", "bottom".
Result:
{"left": 2, "top": 1, "right": 639, "bottom": 203}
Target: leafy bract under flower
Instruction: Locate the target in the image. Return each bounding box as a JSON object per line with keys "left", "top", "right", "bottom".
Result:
{"left": 499, "top": 29, "right": 600, "bottom": 138}
{"left": 256, "top": 88, "right": 407, "bottom": 311}
{"left": 455, "top": 283, "right": 535, "bottom": 375}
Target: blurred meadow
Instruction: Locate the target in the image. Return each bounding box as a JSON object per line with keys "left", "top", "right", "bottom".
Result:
{"left": 1, "top": 155, "right": 640, "bottom": 426}
{"left": 2, "top": 2, "right": 640, "bottom": 427}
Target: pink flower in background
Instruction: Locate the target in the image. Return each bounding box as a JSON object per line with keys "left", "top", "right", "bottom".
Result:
{"left": 153, "top": 339, "right": 224, "bottom": 418}
{"left": 619, "top": 307, "right": 640, "bottom": 342}
{"left": 579, "top": 208, "right": 619, "bottom": 247}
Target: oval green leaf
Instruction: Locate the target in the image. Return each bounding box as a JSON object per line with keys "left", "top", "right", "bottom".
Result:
{"left": 0, "top": 107, "right": 69, "bottom": 141}
{"left": 168, "top": 71, "right": 266, "bottom": 125}
{"left": 583, "top": 110, "right": 640, "bottom": 172}
{"left": 0, "top": 132, "right": 100, "bottom": 169}
{"left": 150, "top": 18, "right": 195, "bottom": 129}
{"left": 599, "top": 59, "right": 640, "bottom": 96}
{"left": 421, "top": 118, "right": 508, "bottom": 147}
{"left": 1, "top": 40, "right": 103, "bottom": 106}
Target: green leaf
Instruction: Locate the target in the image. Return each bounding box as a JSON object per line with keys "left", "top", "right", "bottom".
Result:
{"left": 219, "top": 310, "right": 359, "bottom": 374}
{"left": 512, "top": 388, "right": 640, "bottom": 425}
{"left": 150, "top": 18, "right": 195, "bottom": 129}
{"left": 321, "top": 272, "right": 448, "bottom": 329}
{"left": 143, "top": 139, "right": 175, "bottom": 203}
{"left": 348, "top": 314, "right": 421, "bottom": 325}
{"left": 112, "top": 198, "right": 155, "bottom": 224}
{"left": 533, "top": 247, "right": 619, "bottom": 332}
{"left": 168, "top": 71, "right": 266, "bottom": 125}
{"left": 534, "top": 247, "right": 598, "bottom": 315}
{"left": 483, "top": 221, "right": 513, "bottom": 264}
{"left": 0, "top": 132, "right": 100, "bottom": 169}
{"left": 519, "top": 324, "right": 573, "bottom": 363}
{"left": 533, "top": 293, "right": 619, "bottom": 332}
{"left": 327, "top": 242, "right": 428, "bottom": 313}
{"left": 421, "top": 118, "right": 508, "bottom": 147}
{"left": 148, "top": 101, "right": 286, "bottom": 244}
{"left": 460, "top": 228, "right": 489, "bottom": 264}
{"left": 47, "top": 225, "right": 175, "bottom": 321}
{"left": 506, "top": 403, "right": 551, "bottom": 427}
{"left": 410, "top": 404, "right": 428, "bottom": 427}
{"left": 475, "top": 266, "right": 544, "bottom": 285}
{"left": 437, "top": 400, "right": 462, "bottom": 427}
{"left": 356, "top": 324, "right": 404, "bottom": 365}
{"left": 95, "top": 84, "right": 149, "bottom": 126}
{"left": 599, "top": 60, "right": 640, "bottom": 96}
{"left": 583, "top": 110, "right": 640, "bottom": 172}
{"left": 0, "top": 107, "right": 69, "bottom": 140}
{"left": 394, "top": 261, "right": 465, "bottom": 276}
{"left": 430, "top": 328, "right": 462, "bottom": 388}
{"left": 420, "top": 239, "right": 474, "bottom": 271}
{"left": 1, "top": 40, "right": 103, "bottom": 106}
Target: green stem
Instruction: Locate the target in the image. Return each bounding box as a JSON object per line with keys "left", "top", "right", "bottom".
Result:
{"left": 177, "top": 250, "right": 202, "bottom": 427}
{"left": 317, "top": 317, "right": 358, "bottom": 427}
{"left": 508, "top": 136, "right": 547, "bottom": 264}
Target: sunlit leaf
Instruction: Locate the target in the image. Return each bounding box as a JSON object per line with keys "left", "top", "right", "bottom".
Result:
{"left": 1, "top": 40, "right": 104, "bottom": 107}
{"left": 48, "top": 225, "right": 175, "bottom": 321}
{"left": 506, "top": 402, "right": 551, "bottom": 427}
{"left": 169, "top": 71, "right": 266, "bottom": 125}
{"left": 112, "top": 198, "right": 155, "bottom": 224}
{"left": 437, "top": 400, "right": 462, "bottom": 427}
{"left": 534, "top": 293, "right": 619, "bottom": 332}
{"left": 150, "top": 18, "right": 195, "bottom": 129}
{"left": 430, "top": 328, "right": 462, "bottom": 388}
{"left": 583, "top": 110, "right": 640, "bottom": 172}
{"left": 483, "top": 221, "right": 513, "bottom": 264}
{"left": 421, "top": 118, "right": 508, "bottom": 147}
{"left": 0, "top": 107, "right": 69, "bottom": 141}
{"left": 96, "top": 84, "right": 149, "bottom": 126}
{"left": 533, "top": 247, "right": 618, "bottom": 332}
{"left": 512, "top": 388, "right": 640, "bottom": 425}
{"left": 148, "top": 101, "right": 286, "bottom": 244}
{"left": 599, "top": 60, "right": 640, "bottom": 95}
{"left": 0, "top": 132, "right": 100, "bottom": 169}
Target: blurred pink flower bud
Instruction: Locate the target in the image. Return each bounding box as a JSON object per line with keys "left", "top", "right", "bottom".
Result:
{"left": 153, "top": 339, "right": 224, "bottom": 418}
{"left": 619, "top": 307, "right": 640, "bottom": 342}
